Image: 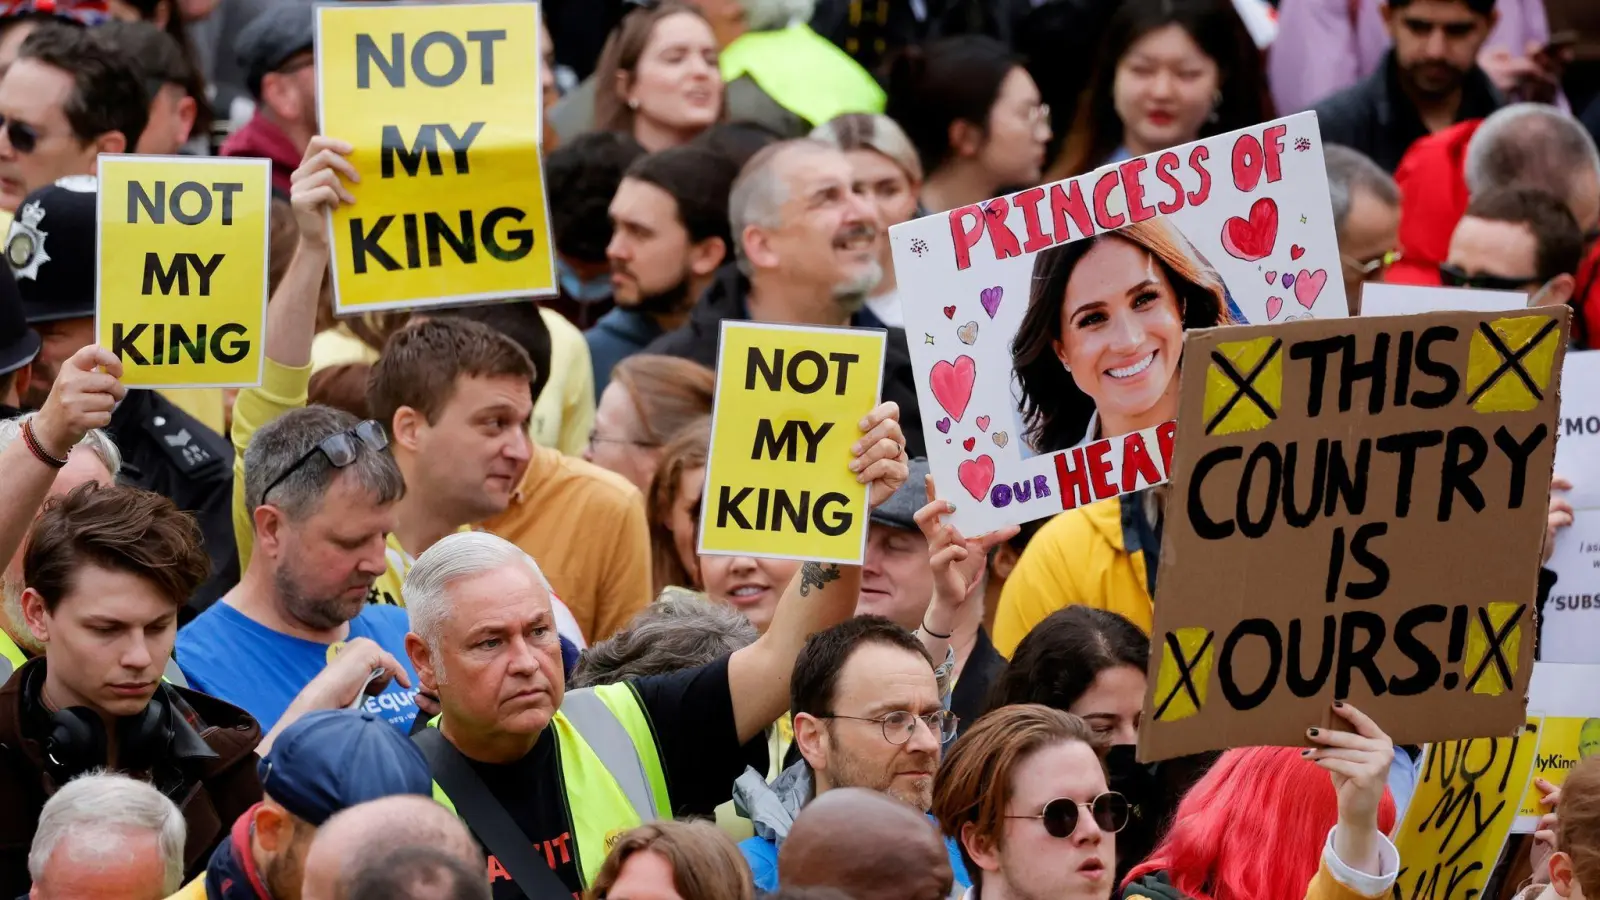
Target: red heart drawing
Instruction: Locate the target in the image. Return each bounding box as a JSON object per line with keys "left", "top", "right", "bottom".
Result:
{"left": 976, "top": 415, "right": 991, "bottom": 431}
{"left": 1290, "top": 244, "right": 1305, "bottom": 260}
{"left": 963, "top": 437, "right": 976, "bottom": 451}
{"left": 1266, "top": 296, "right": 1284, "bottom": 320}
{"left": 1294, "top": 269, "right": 1327, "bottom": 309}
{"left": 928, "top": 356, "right": 976, "bottom": 422}
{"left": 1219, "top": 198, "right": 1278, "bottom": 262}
{"left": 957, "top": 455, "right": 995, "bottom": 501}
{"left": 943, "top": 306, "right": 956, "bottom": 319}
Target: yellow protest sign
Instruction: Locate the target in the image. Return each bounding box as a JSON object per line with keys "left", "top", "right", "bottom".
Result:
{"left": 1519, "top": 717, "right": 1600, "bottom": 819}
{"left": 1394, "top": 721, "right": 1539, "bottom": 899}
{"left": 95, "top": 154, "right": 269, "bottom": 389}
{"left": 699, "top": 322, "right": 886, "bottom": 564}
{"left": 315, "top": 1, "right": 554, "bottom": 313}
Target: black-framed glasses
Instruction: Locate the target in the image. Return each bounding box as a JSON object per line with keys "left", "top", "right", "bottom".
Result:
{"left": 261, "top": 420, "right": 390, "bottom": 504}
{"left": 1005, "top": 792, "right": 1130, "bottom": 838}
{"left": 1438, "top": 262, "right": 1538, "bottom": 292}
{"left": 818, "top": 709, "right": 959, "bottom": 745}
{"left": 0, "top": 115, "right": 41, "bottom": 155}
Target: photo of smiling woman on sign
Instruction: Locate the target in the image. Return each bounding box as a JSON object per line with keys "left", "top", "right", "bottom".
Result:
{"left": 1012, "top": 217, "right": 1238, "bottom": 455}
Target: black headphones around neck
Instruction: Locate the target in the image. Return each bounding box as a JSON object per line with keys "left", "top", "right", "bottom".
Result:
{"left": 23, "top": 665, "right": 178, "bottom": 786}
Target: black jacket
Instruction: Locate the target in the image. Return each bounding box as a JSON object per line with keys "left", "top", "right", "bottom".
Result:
{"left": 1312, "top": 50, "right": 1503, "bottom": 173}
{"left": 645, "top": 267, "right": 928, "bottom": 458}
{"left": 106, "top": 390, "right": 239, "bottom": 619}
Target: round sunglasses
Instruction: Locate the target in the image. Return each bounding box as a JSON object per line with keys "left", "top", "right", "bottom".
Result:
{"left": 1005, "top": 791, "right": 1130, "bottom": 838}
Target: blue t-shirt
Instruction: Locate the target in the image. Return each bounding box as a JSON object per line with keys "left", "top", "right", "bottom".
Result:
{"left": 739, "top": 814, "right": 971, "bottom": 893}
{"left": 176, "top": 602, "right": 419, "bottom": 734}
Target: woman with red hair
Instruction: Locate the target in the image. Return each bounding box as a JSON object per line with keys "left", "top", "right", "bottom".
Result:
{"left": 1122, "top": 703, "right": 1399, "bottom": 900}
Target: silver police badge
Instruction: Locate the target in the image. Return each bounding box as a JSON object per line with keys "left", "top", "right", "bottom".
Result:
{"left": 6, "top": 201, "right": 48, "bottom": 281}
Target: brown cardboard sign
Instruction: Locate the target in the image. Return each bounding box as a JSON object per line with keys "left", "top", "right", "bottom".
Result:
{"left": 1137, "top": 306, "right": 1569, "bottom": 763}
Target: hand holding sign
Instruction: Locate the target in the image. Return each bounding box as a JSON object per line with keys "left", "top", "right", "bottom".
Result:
{"left": 33, "top": 345, "right": 125, "bottom": 457}
{"left": 915, "top": 473, "right": 1019, "bottom": 629}
{"left": 1304, "top": 702, "right": 1394, "bottom": 877}
{"left": 291, "top": 136, "right": 360, "bottom": 249}
{"left": 853, "top": 401, "right": 908, "bottom": 509}
{"left": 1545, "top": 475, "right": 1574, "bottom": 564}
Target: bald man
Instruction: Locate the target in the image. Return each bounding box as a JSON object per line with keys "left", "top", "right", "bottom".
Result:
{"left": 300, "top": 796, "right": 482, "bottom": 900}
{"left": 778, "top": 787, "right": 954, "bottom": 900}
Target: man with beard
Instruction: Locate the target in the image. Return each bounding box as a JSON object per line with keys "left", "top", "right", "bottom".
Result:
{"left": 735, "top": 616, "right": 971, "bottom": 894}
{"left": 588, "top": 145, "right": 738, "bottom": 394}
{"left": 1314, "top": 0, "right": 1503, "bottom": 172}
{"left": 647, "top": 139, "right": 926, "bottom": 456}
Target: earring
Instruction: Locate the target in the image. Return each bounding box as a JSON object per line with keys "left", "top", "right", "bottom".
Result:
{"left": 1062, "top": 361, "right": 1072, "bottom": 373}
{"left": 628, "top": 97, "right": 640, "bottom": 110}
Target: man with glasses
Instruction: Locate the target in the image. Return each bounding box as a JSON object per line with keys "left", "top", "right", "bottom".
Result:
{"left": 220, "top": 0, "right": 316, "bottom": 198}
{"left": 174, "top": 402, "right": 420, "bottom": 735}
{"left": 1324, "top": 145, "right": 1402, "bottom": 314}
{"left": 736, "top": 615, "right": 972, "bottom": 894}
{"left": 1443, "top": 187, "right": 1584, "bottom": 306}
{"left": 0, "top": 21, "right": 144, "bottom": 212}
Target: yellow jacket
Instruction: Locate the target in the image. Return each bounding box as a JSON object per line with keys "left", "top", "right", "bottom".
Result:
{"left": 993, "top": 494, "right": 1156, "bottom": 657}
{"left": 230, "top": 358, "right": 313, "bottom": 573}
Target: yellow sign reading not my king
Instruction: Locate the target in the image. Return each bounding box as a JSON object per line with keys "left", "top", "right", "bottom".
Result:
{"left": 316, "top": 1, "right": 556, "bottom": 313}
{"left": 96, "top": 154, "right": 270, "bottom": 389}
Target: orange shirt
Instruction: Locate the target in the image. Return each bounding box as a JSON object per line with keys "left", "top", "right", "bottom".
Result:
{"left": 484, "top": 443, "right": 651, "bottom": 642}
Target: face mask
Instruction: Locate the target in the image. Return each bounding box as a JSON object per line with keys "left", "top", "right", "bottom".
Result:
{"left": 558, "top": 259, "right": 612, "bottom": 303}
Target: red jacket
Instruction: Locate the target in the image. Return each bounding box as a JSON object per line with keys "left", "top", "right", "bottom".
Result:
{"left": 1387, "top": 119, "right": 1600, "bottom": 346}
{"left": 219, "top": 113, "right": 300, "bottom": 199}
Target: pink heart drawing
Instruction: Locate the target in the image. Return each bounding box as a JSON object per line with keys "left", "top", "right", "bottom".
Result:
{"left": 1282, "top": 272, "right": 1295, "bottom": 289}
{"left": 980, "top": 286, "right": 1003, "bottom": 318}
{"left": 1265, "top": 296, "right": 1284, "bottom": 320}
{"left": 1294, "top": 269, "right": 1327, "bottom": 309}
{"left": 1219, "top": 197, "right": 1278, "bottom": 261}
{"left": 976, "top": 415, "right": 991, "bottom": 431}
{"left": 1264, "top": 270, "right": 1277, "bottom": 285}
{"left": 929, "top": 356, "right": 976, "bottom": 422}
{"left": 936, "top": 417, "right": 951, "bottom": 434}
{"left": 958, "top": 455, "right": 995, "bottom": 501}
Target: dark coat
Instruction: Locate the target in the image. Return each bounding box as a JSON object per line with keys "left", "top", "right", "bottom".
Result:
{"left": 0, "top": 659, "right": 262, "bottom": 895}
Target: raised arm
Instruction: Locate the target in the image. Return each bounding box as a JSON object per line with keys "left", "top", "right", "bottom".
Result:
{"left": 913, "top": 474, "right": 1018, "bottom": 663}
{"left": 0, "top": 346, "right": 124, "bottom": 575}
{"left": 1305, "top": 702, "right": 1398, "bottom": 886}
{"left": 725, "top": 403, "right": 908, "bottom": 743}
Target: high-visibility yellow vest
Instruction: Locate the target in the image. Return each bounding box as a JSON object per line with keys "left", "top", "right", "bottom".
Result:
{"left": 427, "top": 682, "right": 671, "bottom": 889}
{"left": 718, "top": 24, "right": 886, "bottom": 128}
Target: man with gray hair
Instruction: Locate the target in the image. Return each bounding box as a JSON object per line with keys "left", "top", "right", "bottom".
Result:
{"left": 1387, "top": 104, "right": 1600, "bottom": 318}
{"left": 175, "top": 400, "right": 418, "bottom": 735}
{"left": 401, "top": 397, "right": 906, "bottom": 898}
{"left": 1323, "top": 145, "right": 1402, "bottom": 314}
{"left": 28, "top": 771, "right": 186, "bottom": 900}
{"left": 647, "top": 139, "right": 926, "bottom": 455}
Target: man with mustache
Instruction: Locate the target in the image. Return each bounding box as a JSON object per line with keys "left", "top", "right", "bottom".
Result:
{"left": 1314, "top": 0, "right": 1503, "bottom": 173}
{"left": 647, "top": 139, "right": 927, "bottom": 456}
{"left": 588, "top": 145, "right": 738, "bottom": 394}
{"left": 735, "top": 616, "right": 971, "bottom": 895}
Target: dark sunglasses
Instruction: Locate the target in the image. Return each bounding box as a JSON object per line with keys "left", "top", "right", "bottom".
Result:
{"left": 262, "top": 420, "right": 390, "bottom": 504}
{"left": 0, "top": 115, "right": 40, "bottom": 155}
{"left": 1005, "top": 792, "right": 1130, "bottom": 839}
{"left": 1438, "top": 262, "right": 1538, "bottom": 293}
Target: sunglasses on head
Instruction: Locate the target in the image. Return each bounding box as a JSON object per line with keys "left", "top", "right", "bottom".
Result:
{"left": 262, "top": 420, "right": 390, "bottom": 504}
{"left": 1438, "top": 262, "right": 1539, "bottom": 293}
{"left": 0, "top": 116, "right": 40, "bottom": 155}
{"left": 1005, "top": 791, "right": 1130, "bottom": 839}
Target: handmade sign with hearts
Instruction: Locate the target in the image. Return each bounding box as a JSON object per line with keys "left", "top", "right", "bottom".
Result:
{"left": 889, "top": 111, "right": 1348, "bottom": 535}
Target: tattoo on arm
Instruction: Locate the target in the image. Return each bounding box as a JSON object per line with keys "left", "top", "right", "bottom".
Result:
{"left": 798, "top": 562, "right": 842, "bottom": 597}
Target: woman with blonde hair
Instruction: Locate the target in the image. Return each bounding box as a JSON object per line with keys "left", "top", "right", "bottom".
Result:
{"left": 1012, "top": 218, "right": 1236, "bottom": 453}
{"left": 648, "top": 417, "right": 713, "bottom": 595}
{"left": 592, "top": 2, "right": 725, "bottom": 152}
{"left": 587, "top": 820, "right": 755, "bottom": 900}
{"left": 812, "top": 113, "right": 924, "bottom": 328}
{"left": 587, "top": 355, "right": 716, "bottom": 494}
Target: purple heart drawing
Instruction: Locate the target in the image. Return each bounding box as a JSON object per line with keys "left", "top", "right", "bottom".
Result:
{"left": 1282, "top": 272, "right": 1296, "bottom": 289}
{"left": 936, "top": 417, "right": 952, "bottom": 434}
{"left": 980, "top": 286, "right": 1003, "bottom": 319}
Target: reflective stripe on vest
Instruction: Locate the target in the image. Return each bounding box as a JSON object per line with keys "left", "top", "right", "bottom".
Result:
{"left": 428, "top": 682, "right": 671, "bottom": 889}
{"left": 0, "top": 633, "right": 184, "bottom": 687}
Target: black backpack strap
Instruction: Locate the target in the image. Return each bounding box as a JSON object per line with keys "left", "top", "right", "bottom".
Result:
{"left": 414, "top": 728, "right": 573, "bottom": 900}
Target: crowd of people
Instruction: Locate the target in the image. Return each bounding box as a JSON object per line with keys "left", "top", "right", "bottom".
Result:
{"left": 0, "top": 0, "right": 1594, "bottom": 898}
